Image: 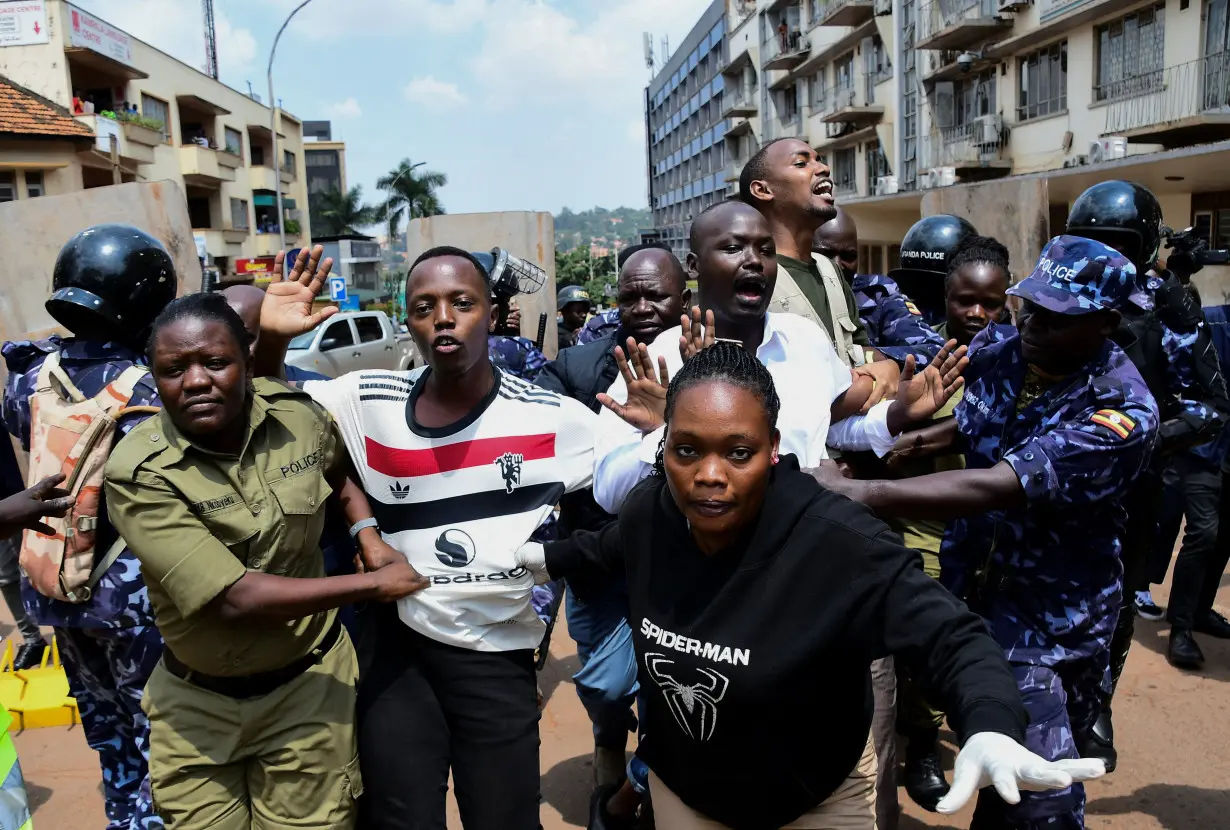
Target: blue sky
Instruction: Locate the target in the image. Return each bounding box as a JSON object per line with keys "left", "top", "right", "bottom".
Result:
{"left": 74, "top": 0, "right": 712, "bottom": 217}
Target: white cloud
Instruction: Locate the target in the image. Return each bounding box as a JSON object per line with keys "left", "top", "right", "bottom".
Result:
{"left": 271, "top": 0, "right": 488, "bottom": 38}
{"left": 403, "top": 76, "right": 469, "bottom": 108}
{"left": 215, "top": 15, "right": 258, "bottom": 75}
{"left": 327, "top": 97, "right": 363, "bottom": 119}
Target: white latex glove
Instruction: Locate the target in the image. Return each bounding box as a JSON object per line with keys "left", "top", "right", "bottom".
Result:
{"left": 936, "top": 732, "right": 1106, "bottom": 814}
{"left": 514, "top": 542, "right": 551, "bottom": 584}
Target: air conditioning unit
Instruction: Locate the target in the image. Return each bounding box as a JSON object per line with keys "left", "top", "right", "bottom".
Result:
{"left": 935, "top": 166, "right": 957, "bottom": 187}
{"left": 973, "top": 114, "right": 1002, "bottom": 145}
{"left": 919, "top": 170, "right": 939, "bottom": 189}
{"left": 1088, "top": 136, "right": 1128, "bottom": 163}
{"left": 874, "top": 175, "right": 899, "bottom": 196}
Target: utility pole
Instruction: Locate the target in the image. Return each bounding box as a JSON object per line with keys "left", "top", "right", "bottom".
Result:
{"left": 268, "top": 0, "right": 318, "bottom": 265}
{"left": 109, "top": 134, "right": 120, "bottom": 184}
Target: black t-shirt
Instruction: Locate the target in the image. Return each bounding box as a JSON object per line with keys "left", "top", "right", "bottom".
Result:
{"left": 545, "top": 458, "right": 1025, "bottom": 830}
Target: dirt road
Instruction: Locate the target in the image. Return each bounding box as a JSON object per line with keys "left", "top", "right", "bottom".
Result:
{"left": 10, "top": 571, "right": 1230, "bottom": 829}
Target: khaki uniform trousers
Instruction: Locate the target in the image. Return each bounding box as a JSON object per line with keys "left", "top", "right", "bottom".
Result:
{"left": 143, "top": 629, "right": 362, "bottom": 829}
{"left": 647, "top": 735, "right": 878, "bottom": 829}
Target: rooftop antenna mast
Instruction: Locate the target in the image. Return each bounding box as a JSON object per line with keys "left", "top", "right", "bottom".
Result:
{"left": 643, "top": 32, "right": 655, "bottom": 79}
{"left": 203, "top": 0, "right": 219, "bottom": 79}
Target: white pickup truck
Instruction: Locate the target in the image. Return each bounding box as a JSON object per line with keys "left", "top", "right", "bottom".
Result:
{"left": 285, "top": 311, "right": 418, "bottom": 378}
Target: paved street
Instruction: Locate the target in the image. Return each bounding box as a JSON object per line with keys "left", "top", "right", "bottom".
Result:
{"left": 9, "top": 564, "right": 1230, "bottom": 829}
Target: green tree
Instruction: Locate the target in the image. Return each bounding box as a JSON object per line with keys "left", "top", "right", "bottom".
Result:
{"left": 555, "top": 247, "right": 591, "bottom": 288}
{"left": 312, "top": 185, "right": 377, "bottom": 236}
{"left": 378, "top": 158, "right": 447, "bottom": 240}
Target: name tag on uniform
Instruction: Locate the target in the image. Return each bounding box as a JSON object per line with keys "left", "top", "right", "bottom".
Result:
{"left": 193, "top": 493, "right": 240, "bottom": 514}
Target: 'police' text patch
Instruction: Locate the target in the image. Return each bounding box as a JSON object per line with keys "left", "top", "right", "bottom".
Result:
{"left": 1090, "top": 409, "right": 1135, "bottom": 439}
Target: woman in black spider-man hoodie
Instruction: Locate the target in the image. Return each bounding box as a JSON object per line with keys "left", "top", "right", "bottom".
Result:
{"left": 517, "top": 342, "right": 1105, "bottom": 830}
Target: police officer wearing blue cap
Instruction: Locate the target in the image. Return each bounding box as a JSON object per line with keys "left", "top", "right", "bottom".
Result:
{"left": 1066, "top": 181, "right": 1230, "bottom": 769}
{"left": 816, "top": 235, "right": 1160, "bottom": 829}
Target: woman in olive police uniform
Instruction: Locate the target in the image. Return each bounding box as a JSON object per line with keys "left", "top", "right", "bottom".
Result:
{"left": 105, "top": 292, "right": 425, "bottom": 830}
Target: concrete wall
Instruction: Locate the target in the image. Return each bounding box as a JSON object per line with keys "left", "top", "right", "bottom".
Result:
{"left": 405, "top": 212, "right": 559, "bottom": 356}
{"left": 0, "top": 139, "right": 85, "bottom": 195}
{"left": 0, "top": 180, "right": 199, "bottom": 344}
{"left": 922, "top": 178, "right": 1051, "bottom": 280}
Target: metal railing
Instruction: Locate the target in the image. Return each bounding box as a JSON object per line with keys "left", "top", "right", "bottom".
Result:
{"left": 1102, "top": 53, "right": 1230, "bottom": 135}
{"left": 726, "top": 81, "right": 757, "bottom": 110}
{"left": 811, "top": 0, "right": 870, "bottom": 24}
{"left": 919, "top": 115, "right": 1008, "bottom": 168}
{"left": 762, "top": 28, "right": 809, "bottom": 63}
{"left": 832, "top": 153, "right": 858, "bottom": 193}
{"left": 830, "top": 84, "right": 859, "bottom": 111}
{"left": 731, "top": 0, "right": 757, "bottom": 29}
{"left": 918, "top": 0, "right": 1000, "bottom": 44}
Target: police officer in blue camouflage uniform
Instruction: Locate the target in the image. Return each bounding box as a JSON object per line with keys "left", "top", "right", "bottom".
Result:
{"left": 815, "top": 210, "right": 970, "bottom": 367}
{"left": 817, "top": 235, "right": 1160, "bottom": 828}
{"left": 577, "top": 307, "right": 621, "bottom": 346}
{"left": 1065, "top": 181, "right": 1230, "bottom": 770}
{"left": 2, "top": 224, "right": 174, "bottom": 830}
{"left": 487, "top": 298, "right": 548, "bottom": 382}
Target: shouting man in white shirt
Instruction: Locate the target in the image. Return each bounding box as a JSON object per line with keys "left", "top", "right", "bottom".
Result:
{"left": 592, "top": 200, "right": 967, "bottom": 514}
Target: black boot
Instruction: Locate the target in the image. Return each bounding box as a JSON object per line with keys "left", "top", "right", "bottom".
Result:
{"left": 588, "top": 784, "right": 637, "bottom": 830}
{"left": 1078, "top": 709, "right": 1117, "bottom": 773}
{"left": 12, "top": 640, "right": 45, "bottom": 671}
{"left": 1194, "top": 610, "right": 1230, "bottom": 639}
{"left": 1167, "top": 629, "right": 1206, "bottom": 669}
{"left": 903, "top": 729, "right": 950, "bottom": 812}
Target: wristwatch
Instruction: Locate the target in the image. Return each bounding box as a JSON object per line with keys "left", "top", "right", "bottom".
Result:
{"left": 348, "top": 517, "right": 380, "bottom": 539}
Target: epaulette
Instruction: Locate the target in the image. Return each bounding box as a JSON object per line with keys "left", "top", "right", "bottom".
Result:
{"left": 104, "top": 416, "right": 172, "bottom": 481}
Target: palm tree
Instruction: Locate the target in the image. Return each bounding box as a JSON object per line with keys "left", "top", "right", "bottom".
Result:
{"left": 377, "top": 158, "right": 447, "bottom": 240}
{"left": 313, "top": 185, "right": 378, "bottom": 236}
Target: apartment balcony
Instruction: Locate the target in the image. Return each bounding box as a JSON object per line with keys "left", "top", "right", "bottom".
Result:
{"left": 814, "top": 120, "right": 878, "bottom": 149}
{"left": 916, "top": 0, "right": 1010, "bottom": 52}
{"left": 179, "top": 145, "right": 237, "bottom": 186}
{"left": 922, "top": 48, "right": 997, "bottom": 83}
{"left": 1100, "top": 54, "right": 1230, "bottom": 147}
{"left": 75, "top": 114, "right": 154, "bottom": 167}
{"left": 762, "top": 31, "right": 811, "bottom": 71}
{"left": 726, "top": 117, "right": 756, "bottom": 139}
{"left": 770, "top": 110, "right": 808, "bottom": 142}
{"left": 195, "top": 228, "right": 248, "bottom": 257}
{"left": 813, "top": 0, "right": 875, "bottom": 27}
{"left": 249, "top": 165, "right": 281, "bottom": 191}
{"left": 722, "top": 83, "right": 759, "bottom": 118}
{"left": 820, "top": 86, "right": 884, "bottom": 125}
{"left": 987, "top": 0, "right": 1139, "bottom": 58}
{"left": 920, "top": 116, "right": 1011, "bottom": 173}
{"left": 280, "top": 162, "right": 297, "bottom": 184}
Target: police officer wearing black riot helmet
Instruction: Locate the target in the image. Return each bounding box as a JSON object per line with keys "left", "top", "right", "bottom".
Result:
{"left": 889, "top": 214, "right": 978, "bottom": 327}
{"left": 1, "top": 223, "right": 177, "bottom": 828}
{"left": 1065, "top": 180, "right": 1230, "bottom": 770}
{"left": 558, "top": 284, "right": 592, "bottom": 349}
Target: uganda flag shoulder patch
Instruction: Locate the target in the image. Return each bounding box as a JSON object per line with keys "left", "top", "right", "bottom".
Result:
{"left": 1090, "top": 409, "right": 1135, "bottom": 439}
{"left": 905, "top": 301, "right": 922, "bottom": 316}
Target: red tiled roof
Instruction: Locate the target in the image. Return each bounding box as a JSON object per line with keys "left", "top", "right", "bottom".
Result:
{"left": 0, "top": 75, "right": 94, "bottom": 140}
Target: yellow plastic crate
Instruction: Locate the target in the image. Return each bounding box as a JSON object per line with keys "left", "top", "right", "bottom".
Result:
{"left": 0, "top": 638, "right": 79, "bottom": 731}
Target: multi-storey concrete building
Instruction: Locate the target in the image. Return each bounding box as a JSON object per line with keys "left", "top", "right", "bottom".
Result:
{"left": 651, "top": 0, "right": 1230, "bottom": 296}
{"left": 646, "top": 0, "right": 731, "bottom": 257}
{"left": 0, "top": 0, "right": 311, "bottom": 283}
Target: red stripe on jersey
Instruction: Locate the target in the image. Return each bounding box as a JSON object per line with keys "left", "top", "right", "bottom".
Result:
{"left": 365, "top": 433, "right": 557, "bottom": 477}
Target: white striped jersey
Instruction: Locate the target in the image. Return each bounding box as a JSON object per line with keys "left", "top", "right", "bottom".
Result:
{"left": 304, "top": 367, "right": 597, "bottom": 652}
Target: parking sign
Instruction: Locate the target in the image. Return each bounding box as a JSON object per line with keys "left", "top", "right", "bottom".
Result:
{"left": 328, "top": 276, "right": 347, "bottom": 303}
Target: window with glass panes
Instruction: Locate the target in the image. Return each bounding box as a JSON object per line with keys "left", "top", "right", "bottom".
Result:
{"left": 1018, "top": 42, "right": 1067, "bottom": 120}
{"left": 901, "top": 0, "right": 919, "bottom": 189}
{"left": 0, "top": 172, "right": 15, "bottom": 202}
{"left": 866, "top": 140, "right": 890, "bottom": 181}
{"left": 833, "top": 147, "right": 857, "bottom": 192}
{"left": 1095, "top": 5, "right": 1165, "bottom": 102}
{"left": 141, "top": 94, "right": 170, "bottom": 142}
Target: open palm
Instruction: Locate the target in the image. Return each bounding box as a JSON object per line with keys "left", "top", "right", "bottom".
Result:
{"left": 597, "top": 338, "right": 670, "bottom": 432}
{"left": 260, "top": 246, "right": 338, "bottom": 339}
{"left": 891, "top": 340, "right": 969, "bottom": 425}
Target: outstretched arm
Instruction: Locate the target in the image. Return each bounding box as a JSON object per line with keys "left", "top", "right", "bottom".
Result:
{"left": 253, "top": 246, "right": 337, "bottom": 379}
{"left": 812, "top": 460, "right": 1025, "bottom": 520}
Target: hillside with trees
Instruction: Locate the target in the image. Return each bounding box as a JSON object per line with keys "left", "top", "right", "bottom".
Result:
{"left": 554, "top": 206, "right": 651, "bottom": 252}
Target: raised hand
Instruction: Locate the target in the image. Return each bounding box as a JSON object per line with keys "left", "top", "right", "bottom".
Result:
{"left": 678, "top": 306, "right": 717, "bottom": 363}
{"left": 887, "top": 340, "right": 969, "bottom": 431}
{"left": 597, "top": 337, "right": 670, "bottom": 432}
{"left": 260, "top": 245, "right": 338, "bottom": 340}
{"left": 0, "top": 473, "right": 74, "bottom": 538}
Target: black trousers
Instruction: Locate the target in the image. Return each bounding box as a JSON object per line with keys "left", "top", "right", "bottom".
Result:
{"left": 1106, "top": 467, "right": 1164, "bottom": 699}
{"left": 357, "top": 606, "right": 541, "bottom": 830}
{"left": 1160, "top": 458, "right": 1230, "bottom": 629}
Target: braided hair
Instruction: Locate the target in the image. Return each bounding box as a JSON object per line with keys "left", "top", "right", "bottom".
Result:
{"left": 945, "top": 234, "right": 1011, "bottom": 290}
{"left": 651, "top": 340, "right": 781, "bottom": 476}
{"left": 146, "top": 292, "right": 254, "bottom": 364}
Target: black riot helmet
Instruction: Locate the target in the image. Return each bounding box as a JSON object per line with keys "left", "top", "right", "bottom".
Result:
{"left": 888, "top": 214, "right": 977, "bottom": 315}
{"left": 47, "top": 224, "right": 177, "bottom": 346}
{"left": 1066, "top": 180, "right": 1163, "bottom": 271}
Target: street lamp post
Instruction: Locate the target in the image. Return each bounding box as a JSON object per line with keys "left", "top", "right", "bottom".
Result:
{"left": 267, "top": 0, "right": 317, "bottom": 264}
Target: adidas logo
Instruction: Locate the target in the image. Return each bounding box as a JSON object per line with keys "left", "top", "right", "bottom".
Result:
{"left": 389, "top": 481, "right": 411, "bottom": 500}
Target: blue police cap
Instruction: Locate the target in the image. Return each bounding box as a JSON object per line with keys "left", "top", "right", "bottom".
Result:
{"left": 1007, "top": 235, "right": 1137, "bottom": 315}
